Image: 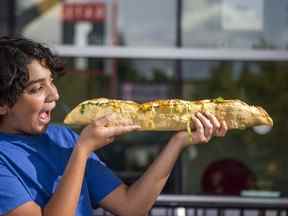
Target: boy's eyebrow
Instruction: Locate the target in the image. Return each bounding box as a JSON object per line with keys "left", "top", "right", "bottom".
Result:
{"left": 25, "top": 78, "right": 46, "bottom": 88}
{"left": 24, "top": 74, "right": 53, "bottom": 88}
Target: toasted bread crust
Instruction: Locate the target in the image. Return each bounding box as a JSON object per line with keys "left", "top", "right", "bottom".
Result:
{"left": 64, "top": 98, "right": 273, "bottom": 130}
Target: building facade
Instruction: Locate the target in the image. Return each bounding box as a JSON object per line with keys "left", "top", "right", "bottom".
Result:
{"left": 2, "top": 0, "right": 288, "bottom": 196}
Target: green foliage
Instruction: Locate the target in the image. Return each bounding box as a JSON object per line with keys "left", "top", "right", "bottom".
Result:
{"left": 152, "top": 68, "right": 170, "bottom": 82}
{"left": 208, "top": 62, "right": 241, "bottom": 99}
{"left": 118, "top": 59, "right": 146, "bottom": 82}
{"left": 199, "top": 61, "right": 288, "bottom": 190}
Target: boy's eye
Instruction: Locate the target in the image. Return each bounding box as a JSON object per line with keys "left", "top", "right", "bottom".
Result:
{"left": 28, "top": 85, "right": 43, "bottom": 94}
{"left": 24, "top": 77, "right": 55, "bottom": 94}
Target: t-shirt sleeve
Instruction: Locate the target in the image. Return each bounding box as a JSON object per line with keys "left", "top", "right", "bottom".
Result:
{"left": 0, "top": 161, "right": 32, "bottom": 215}
{"left": 58, "top": 125, "right": 80, "bottom": 148}
{"left": 86, "top": 153, "right": 123, "bottom": 208}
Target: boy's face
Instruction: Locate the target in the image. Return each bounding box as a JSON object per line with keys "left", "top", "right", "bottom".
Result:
{"left": 0, "top": 59, "right": 59, "bottom": 134}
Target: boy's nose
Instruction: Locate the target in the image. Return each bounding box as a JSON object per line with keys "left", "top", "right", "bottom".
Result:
{"left": 46, "top": 85, "right": 59, "bottom": 102}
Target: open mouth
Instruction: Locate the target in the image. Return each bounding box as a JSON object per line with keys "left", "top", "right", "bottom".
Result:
{"left": 39, "top": 102, "right": 56, "bottom": 124}
{"left": 39, "top": 110, "right": 51, "bottom": 124}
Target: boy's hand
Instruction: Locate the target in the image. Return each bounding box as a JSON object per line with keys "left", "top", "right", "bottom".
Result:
{"left": 172, "top": 112, "right": 228, "bottom": 149}
{"left": 77, "top": 114, "right": 140, "bottom": 156}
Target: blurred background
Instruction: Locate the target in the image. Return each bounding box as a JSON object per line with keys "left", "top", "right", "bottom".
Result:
{"left": 1, "top": 0, "right": 288, "bottom": 199}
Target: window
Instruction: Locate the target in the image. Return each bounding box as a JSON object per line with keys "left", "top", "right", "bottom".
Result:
{"left": 16, "top": 0, "right": 288, "bottom": 196}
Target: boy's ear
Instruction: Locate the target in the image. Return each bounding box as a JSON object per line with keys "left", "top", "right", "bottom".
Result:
{"left": 0, "top": 105, "right": 9, "bottom": 115}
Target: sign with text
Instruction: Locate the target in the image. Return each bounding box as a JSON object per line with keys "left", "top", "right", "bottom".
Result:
{"left": 62, "top": 3, "right": 106, "bottom": 22}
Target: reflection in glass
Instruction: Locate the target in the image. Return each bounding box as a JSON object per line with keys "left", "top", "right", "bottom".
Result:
{"left": 16, "top": 0, "right": 288, "bottom": 50}
{"left": 54, "top": 58, "right": 288, "bottom": 195}
{"left": 15, "top": 0, "right": 288, "bottom": 196}
{"left": 17, "top": 0, "right": 176, "bottom": 47}
{"left": 182, "top": 60, "right": 288, "bottom": 195}
{"left": 182, "top": 0, "right": 288, "bottom": 49}
{"left": 118, "top": 0, "right": 176, "bottom": 47}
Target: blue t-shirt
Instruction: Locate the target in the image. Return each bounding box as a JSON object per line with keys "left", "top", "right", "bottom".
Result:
{"left": 0, "top": 124, "right": 122, "bottom": 215}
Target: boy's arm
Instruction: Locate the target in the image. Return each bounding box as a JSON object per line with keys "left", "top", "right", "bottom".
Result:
{"left": 6, "top": 119, "right": 138, "bottom": 216}
{"left": 100, "top": 113, "right": 227, "bottom": 216}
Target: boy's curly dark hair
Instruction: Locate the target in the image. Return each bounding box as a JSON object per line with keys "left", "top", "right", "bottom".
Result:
{"left": 0, "top": 36, "right": 64, "bottom": 107}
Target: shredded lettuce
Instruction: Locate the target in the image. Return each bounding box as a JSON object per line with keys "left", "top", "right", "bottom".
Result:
{"left": 80, "top": 104, "right": 86, "bottom": 114}
{"left": 212, "top": 97, "right": 225, "bottom": 103}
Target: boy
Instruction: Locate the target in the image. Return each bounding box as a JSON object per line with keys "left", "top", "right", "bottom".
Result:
{"left": 0, "top": 36, "right": 227, "bottom": 216}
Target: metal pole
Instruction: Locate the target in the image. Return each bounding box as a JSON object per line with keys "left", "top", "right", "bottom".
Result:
{"left": 0, "top": 0, "right": 16, "bottom": 36}
{"left": 110, "top": 0, "right": 118, "bottom": 98}
{"left": 172, "top": 0, "right": 183, "bottom": 194}
{"left": 8, "top": 0, "right": 16, "bottom": 35}
{"left": 175, "top": 0, "right": 183, "bottom": 96}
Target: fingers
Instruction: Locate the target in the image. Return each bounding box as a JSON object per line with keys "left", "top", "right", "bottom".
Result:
{"left": 88, "top": 113, "right": 140, "bottom": 145}
{"left": 204, "top": 111, "right": 220, "bottom": 129}
{"left": 93, "top": 113, "right": 134, "bottom": 127}
{"left": 195, "top": 112, "right": 213, "bottom": 142}
{"left": 192, "top": 114, "right": 208, "bottom": 143}
{"left": 93, "top": 114, "right": 111, "bottom": 127}
{"left": 104, "top": 125, "right": 140, "bottom": 137}
{"left": 192, "top": 112, "right": 228, "bottom": 143}
{"left": 105, "top": 137, "right": 115, "bottom": 144}
{"left": 215, "top": 120, "right": 228, "bottom": 137}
